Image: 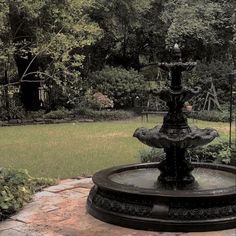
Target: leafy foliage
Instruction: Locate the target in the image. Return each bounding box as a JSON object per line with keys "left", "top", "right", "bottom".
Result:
{"left": 162, "top": 0, "right": 234, "bottom": 60}
{"left": 74, "top": 108, "right": 135, "bottom": 121}
{"left": 0, "top": 0, "right": 103, "bottom": 110}
{"left": 139, "top": 141, "right": 232, "bottom": 164}
{"left": 1, "top": 0, "right": 236, "bottom": 111}
{"left": 187, "top": 142, "right": 231, "bottom": 163}
{"left": 139, "top": 148, "right": 165, "bottom": 163}
{"left": 86, "top": 0, "right": 155, "bottom": 71}
{"left": 87, "top": 66, "right": 145, "bottom": 108}
{"left": 44, "top": 109, "right": 72, "bottom": 120}
{"left": 0, "top": 98, "right": 25, "bottom": 121}
{"left": 92, "top": 92, "right": 114, "bottom": 110}
{"left": 0, "top": 168, "right": 55, "bottom": 220}
{"left": 184, "top": 59, "right": 233, "bottom": 107}
{"left": 33, "top": 0, "right": 103, "bottom": 107}
{"left": 77, "top": 90, "right": 114, "bottom": 110}
{"left": 189, "top": 110, "right": 231, "bottom": 122}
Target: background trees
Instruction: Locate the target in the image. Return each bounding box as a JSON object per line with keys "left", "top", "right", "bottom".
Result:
{"left": 0, "top": 0, "right": 102, "bottom": 111}
{"left": 162, "top": 0, "right": 234, "bottom": 61}
{"left": 0, "top": 0, "right": 235, "bottom": 113}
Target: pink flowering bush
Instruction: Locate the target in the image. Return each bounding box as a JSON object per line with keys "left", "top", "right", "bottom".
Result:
{"left": 92, "top": 92, "right": 114, "bottom": 110}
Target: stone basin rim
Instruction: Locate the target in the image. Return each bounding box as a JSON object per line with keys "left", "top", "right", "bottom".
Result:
{"left": 92, "top": 162, "right": 236, "bottom": 198}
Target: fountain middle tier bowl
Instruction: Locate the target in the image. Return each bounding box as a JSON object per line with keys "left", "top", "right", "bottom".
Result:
{"left": 133, "top": 126, "right": 218, "bottom": 149}
{"left": 87, "top": 163, "right": 236, "bottom": 232}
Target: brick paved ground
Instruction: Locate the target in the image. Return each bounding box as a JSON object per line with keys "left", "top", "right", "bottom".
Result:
{"left": 0, "top": 178, "right": 235, "bottom": 236}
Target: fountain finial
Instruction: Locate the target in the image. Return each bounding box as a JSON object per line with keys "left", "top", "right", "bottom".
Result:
{"left": 174, "top": 43, "right": 180, "bottom": 51}
{"left": 173, "top": 43, "right": 182, "bottom": 62}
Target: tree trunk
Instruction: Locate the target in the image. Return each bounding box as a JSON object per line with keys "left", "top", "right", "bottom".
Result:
{"left": 9, "top": 2, "right": 40, "bottom": 111}
{"left": 4, "top": 68, "right": 10, "bottom": 120}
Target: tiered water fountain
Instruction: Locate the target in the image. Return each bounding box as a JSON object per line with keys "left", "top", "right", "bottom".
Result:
{"left": 87, "top": 45, "right": 236, "bottom": 232}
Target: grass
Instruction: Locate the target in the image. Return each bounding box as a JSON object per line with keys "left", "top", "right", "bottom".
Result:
{"left": 0, "top": 115, "right": 232, "bottom": 179}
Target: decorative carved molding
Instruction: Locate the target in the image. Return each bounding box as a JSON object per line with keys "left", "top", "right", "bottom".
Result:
{"left": 91, "top": 186, "right": 236, "bottom": 221}
{"left": 92, "top": 189, "right": 152, "bottom": 217}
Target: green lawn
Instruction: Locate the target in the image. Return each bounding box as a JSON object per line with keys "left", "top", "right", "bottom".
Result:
{"left": 0, "top": 115, "right": 232, "bottom": 179}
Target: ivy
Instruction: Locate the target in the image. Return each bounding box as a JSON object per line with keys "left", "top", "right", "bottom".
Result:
{"left": 0, "top": 168, "right": 55, "bottom": 220}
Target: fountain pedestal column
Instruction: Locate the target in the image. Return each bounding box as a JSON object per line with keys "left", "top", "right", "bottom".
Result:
{"left": 158, "top": 147, "right": 194, "bottom": 185}
{"left": 152, "top": 48, "right": 197, "bottom": 186}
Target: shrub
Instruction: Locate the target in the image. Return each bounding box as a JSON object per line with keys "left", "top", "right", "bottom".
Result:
{"left": 217, "top": 145, "right": 232, "bottom": 164}
{"left": 92, "top": 92, "right": 114, "bottom": 110}
{"left": 77, "top": 90, "right": 114, "bottom": 111}
{"left": 187, "top": 142, "right": 231, "bottom": 163}
{"left": 0, "top": 168, "right": 55, "bottom": 220}
{"left": 139, "top": 148, "right": 165, "bottom": 163}
{"left": 0, "top": 101, "right": 25, "bottom": 121}
{"left": 87, "top": 66, "right": 145, "bottom": 108}
{"left": 189, "top": 110, "right": 231, "bottom": 122}
{"left": 139, "top": 141, "right": 231, "bottom": 164}
{"left": 44, "top": 109, "right": 72, "bottom": 119}
{"left": 26, "top": 110, "right": 46, "bottom": 120}
{"left": 74, "top": 108, "right": 135, "bottom": 121}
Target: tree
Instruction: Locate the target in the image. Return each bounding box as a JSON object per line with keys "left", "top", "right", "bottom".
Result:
{"left": 0, "top": 0, "right": 102, "bottom": 110}
{"left": 161, "top": 0, "right": 235, "bottom": 61}
{"left": 87, "top": 0, "right": 154, "bottom": 71}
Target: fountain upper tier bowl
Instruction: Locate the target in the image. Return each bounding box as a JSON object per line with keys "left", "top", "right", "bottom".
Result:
{"left": 87, "top": 162, "right": 236, "bottom": 232}
{"left": 158, "top": 62, "right": 197, "bottom": 72}
{"left": 133, "top": 126, "right": 219, "bottom": 149}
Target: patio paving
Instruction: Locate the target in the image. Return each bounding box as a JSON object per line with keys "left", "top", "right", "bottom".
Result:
{"left": 0, "top": 178, "right": 235, "bottom": 236}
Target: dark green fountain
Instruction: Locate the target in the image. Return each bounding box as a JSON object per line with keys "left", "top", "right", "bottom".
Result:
{"left": 87, "top": 45, "right": 236, "bottom": 232}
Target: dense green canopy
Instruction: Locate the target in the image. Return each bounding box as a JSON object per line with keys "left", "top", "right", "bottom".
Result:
{"left": 0, "top": 0, "right": 235, "bottom": 111}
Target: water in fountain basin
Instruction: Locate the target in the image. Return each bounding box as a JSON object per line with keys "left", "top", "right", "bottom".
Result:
{"left": 110, "top": 167, "right": 235, "bottom": 191}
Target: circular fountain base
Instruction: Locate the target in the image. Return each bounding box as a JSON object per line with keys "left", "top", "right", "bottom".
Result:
{"left": 87, "top": 163, "right": 236, "bottom": 232}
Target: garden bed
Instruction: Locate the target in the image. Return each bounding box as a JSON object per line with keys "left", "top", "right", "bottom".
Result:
{"left": 0, "top": 118, "right": 94, "bottom": 127}
{"left": 0, "top": 109, "right": 136, "bottom": 126}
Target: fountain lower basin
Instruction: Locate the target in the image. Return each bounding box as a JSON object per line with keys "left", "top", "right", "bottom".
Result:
{"left": 87, "top": 162, "right": 236, "bottom": 232}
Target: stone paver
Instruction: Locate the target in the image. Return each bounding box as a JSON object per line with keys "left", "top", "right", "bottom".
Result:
{"left": 0, "top": 178, "right": 235, "bottom": 236}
